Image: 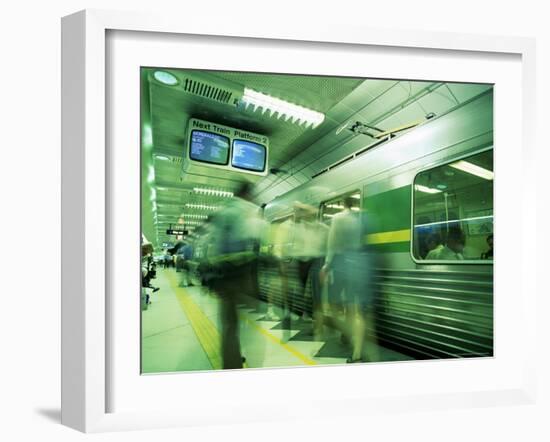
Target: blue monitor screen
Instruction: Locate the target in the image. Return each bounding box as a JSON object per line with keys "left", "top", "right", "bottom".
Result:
{"left": 189, "top": 130, "right": 230, "bottom": 165}
{"left": 231, "top": 139, "right": 266, "bottom": 172}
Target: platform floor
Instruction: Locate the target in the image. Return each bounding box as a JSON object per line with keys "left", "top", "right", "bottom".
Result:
{"left": 141, "top": 268, "right": 412, "bottom": 373}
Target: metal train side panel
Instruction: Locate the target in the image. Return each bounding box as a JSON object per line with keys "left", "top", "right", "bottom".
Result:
{"left": 372, "top": 266, "right": 492, "bottom": 359}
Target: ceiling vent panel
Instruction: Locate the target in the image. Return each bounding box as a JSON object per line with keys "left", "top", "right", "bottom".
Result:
{"left": 151, "top": 70, "right": 244, "bottom": 106}
{"left": 180, "top": 74, "right": 243, "bottom": 105}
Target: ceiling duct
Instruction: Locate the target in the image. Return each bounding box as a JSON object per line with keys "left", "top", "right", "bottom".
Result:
{"left": 181, "top": 75, "right": 237, "bottom": 105}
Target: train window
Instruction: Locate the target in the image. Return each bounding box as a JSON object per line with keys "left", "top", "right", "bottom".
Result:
{"left": 412, "top": 149, "right": 493, "bottom": 262}
{"left": 320, "top": 191, "right": 361, "bottom": 225}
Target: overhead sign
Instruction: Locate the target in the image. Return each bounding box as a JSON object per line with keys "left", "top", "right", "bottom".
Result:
{"left": 183, "top": 118, "right": 269, "bottom": 180}
{"left": 190, "top": 118, "right": 268, "bottom": 145}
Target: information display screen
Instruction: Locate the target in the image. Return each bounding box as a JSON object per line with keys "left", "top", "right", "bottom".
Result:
{"left": 189, "top": 130, "right": 230, "bottom": 165}
{"left": 231, "top": 139, "right": 267, "bottom": 172}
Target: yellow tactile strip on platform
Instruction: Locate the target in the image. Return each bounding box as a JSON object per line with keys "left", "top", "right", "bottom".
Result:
{"left": 166, "top": 271, "right": 317, "bottom": 369}
{"left": 166, "top": 272, "right": 223, "bottom": 370}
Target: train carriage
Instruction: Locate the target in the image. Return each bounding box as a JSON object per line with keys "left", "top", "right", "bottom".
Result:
{"left": 261, "top": 89, "right": 494, "bottom": 360}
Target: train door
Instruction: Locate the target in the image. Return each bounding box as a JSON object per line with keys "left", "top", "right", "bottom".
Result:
{"left": 319, "top": 191, "right": 361, "bottom": 225}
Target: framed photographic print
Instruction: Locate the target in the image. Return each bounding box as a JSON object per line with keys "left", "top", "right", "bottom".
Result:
{"left": 61, "top": 9, "right": 537, "bottom": 433}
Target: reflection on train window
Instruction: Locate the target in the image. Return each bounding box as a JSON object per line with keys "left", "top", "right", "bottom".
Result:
{"left": 413, "top": 149, "right": 493, "bottom": 262}
{"left": 320, "top": 191, "right": 361, "bottom": 225}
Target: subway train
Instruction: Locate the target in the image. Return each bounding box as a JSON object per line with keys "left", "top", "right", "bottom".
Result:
{"left": 259, "top": 89, "right": 494, "bottom": 360}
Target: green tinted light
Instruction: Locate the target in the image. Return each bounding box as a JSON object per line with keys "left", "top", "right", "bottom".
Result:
{"left": 153, "top": 70, "right": 179, "bottom": 86}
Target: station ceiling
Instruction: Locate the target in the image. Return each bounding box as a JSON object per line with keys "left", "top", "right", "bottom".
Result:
{"left": 141, "top": 67, "right": 491, "bottom": 247}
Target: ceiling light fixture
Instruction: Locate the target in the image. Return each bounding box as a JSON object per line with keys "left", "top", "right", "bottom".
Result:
{"left": 142, "top": 124, "right": 153, "bottom": 148}
{"left": 179, "top": 213, "right": 209, "bottom": 220}
{"left": 185, "top": 203, "right": 218, "bottom": 211}
{"left": 146, "top": 165, "right": 155, "bottom": 184}
{"left": 157, "top": 220, "right": 203, "bottom": 226}
{"left": 415, "top": 184, "right": 442, "bottom": 194}
{"left": 193, "top": 187, "right": 234, "bottom": 198}
{"left": 153, "top": 70, "right": 179, "bottom": 86}
{"left": 449, "top": 161, "right": 494, "bottom": 180}
{"left": 240, "top": 88, "right": 325, "bottom": 129}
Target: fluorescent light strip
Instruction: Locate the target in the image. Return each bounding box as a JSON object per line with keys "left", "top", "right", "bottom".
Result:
{"left": 168, "top": 218, "right": 204, "bottom": 226}
{"left": 146, "top": 165, "right": 155, "bottom": 184}
{"left": 158, "top": 220, "right": 202, "bottom": 226}
{"left": 185, "top": 203, "right": 218, "bottom": 211}
{"left": 415, "top": 215, "right": 493, "bottom": 228}
{"left": 142, "top": 124, "right": 153, "bottom": 148}
{"left": 449, "top": 161, "right": 494, "bottom": 180}
{"left": 242, "top": 88, "right": 325, "bottom": 128}
{"left": 179, "top": 213, "right": 209, "bottom": 220}
{"left": 193, "top": 187, "right": 234, "bottom": 198}
{"left": 414, "top": 184, "right": 442, "bottom": 194}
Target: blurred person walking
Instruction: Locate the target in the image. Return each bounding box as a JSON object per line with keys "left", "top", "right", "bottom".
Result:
{"left": 287, "top": 202, "right": 328, "bottom": 335}
{"left": 205, "top": 182, "right": 266, "bottom": 369}
{"left": 177, "top": 242, "right": 194, "bottom": 286}
{"left": 320, "top": 197, "right": 379, "bottom": 363}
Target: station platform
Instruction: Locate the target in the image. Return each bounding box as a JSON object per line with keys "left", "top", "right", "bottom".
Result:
{"left": 141, "top": 268, "right": 411, "bottom": 373}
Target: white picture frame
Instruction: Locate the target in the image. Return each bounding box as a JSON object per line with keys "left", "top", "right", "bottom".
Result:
{"left": 61, "top": 9, "right": 537, "bottom": 433}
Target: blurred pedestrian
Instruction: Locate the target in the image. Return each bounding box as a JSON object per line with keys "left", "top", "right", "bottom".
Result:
{"left": 205, "top": 182, "right": 266, "bottom": 369}
{"left": 321, "top": 197, "right": 378, "bottom": 363}
{"left": 288, "top": 202, "right": 328, "bottom": 333}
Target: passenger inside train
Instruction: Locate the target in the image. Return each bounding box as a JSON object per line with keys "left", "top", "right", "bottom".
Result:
{"left": 140, "top": 68, "right": 494, "bottom": 373}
